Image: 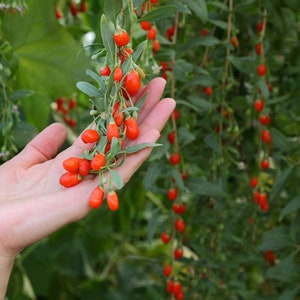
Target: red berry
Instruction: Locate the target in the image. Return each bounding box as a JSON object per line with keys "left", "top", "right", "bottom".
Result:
{"left": 113, "top": 29, "right": 130, "bottom": 47}
{"left": 147, "top": 27, "right": 157, "bottom": 40}
{"left": 166, "top": 280, "right": 174, "bottom": 293}
{"left": 163, "top": 265, "right": 172, "bottom": 277}
{"left": 173, "top": 203, "right": 186, "bottom": 214}
{"left": 81, "top": 129, "right": 100, "bottom": 144}
{"left": 78, "top": 159, "right": 91, "bottom": 176}
{"left": 256, "top": 21, "right": 264, "bottom": 33}
{"left": 264, "top": 250, "right": 276, "bottom": 265}
{"left": 230, "top": 36, "right": 239, "bottom": 48}
{"left": 174, "top": 248, "right": 183, "bottom": 259}
{"left": 107, "top": 191, "right": 119, "bottom": 211}
{"left": 200, "top": 28, "right": 208, "bottom": 36}
{"left": 175, "top": 218, "right": 185, "bottom": 232}
{"left": 124, "top": 116, "right": 139, "bottom": 140}
{"left": 79, "top": 0, "right": 87, "bottom": 12}
{"left": 204, "top": 86, "right": 213, "bottom": 96}
{"left": 254, "top": 99, "right": 264, "bottom": 112}
{"left": 55, "top": 8, "right": 63, "bottom": 19}
{"left": 91, "top": 153, "right": 106, "bottom": 171}
{"left": 124, "top": 70, "right": 141, "bottom": 97}
{"left": 260, "top": 159, "right": 270, "bottom": 170}
{"left": 59, "top": 171, "right": 82, "bottom": 187}
{"left": 152, "top": 40, "right": 160, "bottom": 52}
{"left": 113, "top": 102, "right": 124, "bottom": 126}
{"left": 173, "top": 281, "right": 183, "bottom": 297}
{"left": 100, "top": 66, "right": 111, "bottom": 76}
{"left": 258, "top": 192, "right": 269, "bottom": 211}
{"left": 107, "top": 122, "right": 120, "bottom": 142}
{"left": 250, "top": 177, "right": 259, "bottom": 188}
{"left": 175, "top": 292, "right": 185, "bottom": 300}
{"left": 70, "top": 1, "right": 77, "bottom": 16}
{"left": 89, "top": 186, "right": 104, "bottom": 209}
{"left": 255, "top": 42, "right": 262, "bottom": 55}
{"left": 62, "top": 157, "right": 82, "bottom": 172}
{"left": 167, "top": 187, "right": 178, "bottom": 201}
{"left": 259, "top": 114, "right": 271, "bottom": 125}
{"left": 160, "top": 232, "right": 171, "bottom": 244}
{"left": 169, "top": 152, "right": 181, "bottom": 165}
{"left": 113, "top": 66, "right": 123, "bottom": 82}
{"left": 168, "top": 131, "right": 175, "bottom": 144}
{"left": 257, "top": 63, "right": 267, "bottom": 76}
{"left": 140, "top": 20, "right": 151, "bottom": 30}
{"left": 261, "top": 129, "right": 272, "bottom": 144}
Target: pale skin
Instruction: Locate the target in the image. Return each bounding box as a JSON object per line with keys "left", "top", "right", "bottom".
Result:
{"left": 0, "top": 78, "right": 175, "bottom": 299}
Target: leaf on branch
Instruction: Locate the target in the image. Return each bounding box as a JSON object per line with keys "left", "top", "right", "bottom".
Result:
{"left": 125, "top": 143, "right": 162, "bottom": 154}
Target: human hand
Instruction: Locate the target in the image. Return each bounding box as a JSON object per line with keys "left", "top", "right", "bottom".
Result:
{"left": 0, "top": 77, "right": 175, "bottom": 297}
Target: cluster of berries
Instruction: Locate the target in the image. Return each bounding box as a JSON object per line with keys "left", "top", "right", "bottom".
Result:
{"left": 55, "top": 0, "right": 87, "bottom": 20}
{"left": 55, "top": 97, "right": 77, "bottom": 128}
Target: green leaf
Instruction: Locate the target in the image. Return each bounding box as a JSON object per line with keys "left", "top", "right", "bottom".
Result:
{"left": 76, "top": 81, "right": 102, "bottom": 98}
{"left": 258, "top": 226, "right": 292, "bottom": 251}
{"left": 208, "top": 19, "right": 228, "bottom": 30}
{"left": 270, "top": 167, "right": 295, "bottom": 200}
{"left": 86, "top": 69, "right": 106, "bottom": 89}
{"left": 183, "top": 0, "right": 208, "bottom": 23}
{"left": 227, "top": 55, "right": 256, "bottom": 74}
{"left": 186, "top": 178, "right": 227, "bottom": 198}
{"left": 204, "top": 134, "right": 222, "bottom": 154}
{"left": 280, "top": 195, "right": 300, "bottom": 219}
{"left": 104, "top": 0, "right": 122, "bottom": 23}
{"left": 110, "top": 169, "right": 124, "bottom": 190}
{"left": 266, "top": 256, "right": 300, "bottom": 283}
{"left": 140, "top": 6, "right": 177, "bottom": 21}
{"left": 125, "top": 143, "right": 162, "bottom": 154}
{"left": 279, "top": 287, "right": 300, "bottom": 300}
{"left": 100, "top": 14, "right": 115, "bottom": 65}
{"left": 13, "top": 121, "right": 38, "bottom": 149}
{"left": 186, "top": 96, "right": 215, "bottom": 113}
{"left": 9, "top": 90, "right": 35, "bottom": 102}
{"left": 189, "top": 36, "right": 221, "bottom": 47}
{"left": 270, "top": 128, "right": 293, "bottom": 152}
{"left": 132, "top": 41, "right": 147, "bottom": 63}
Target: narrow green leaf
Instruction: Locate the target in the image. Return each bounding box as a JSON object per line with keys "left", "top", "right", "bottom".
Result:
{"left": 204, "top": 134, "right": 222, "bottom": 154}
{"left": 186, "top": 178, "right": 227, "bottom": 198}
{"left": 110, "top": 169, "right": 124, "bottom": 190}
{"left": 183, "top": 0, "right": 208, "bottom": 23}
{"left": 188, "top": 36, "right": 221, "bottom": 48}
{"left": 9, "top": 90, "right": 35, "bottom": 102}
{"left": 270, "top": 128, "right": 293, "bottom": 152}
{"left": 125, "top": 143, "right": 162, "bottom": 154}
{"left": 104, "top": 0, "right": 122, "bottom": 23}
{"left": 76, "top": 81, "right": 102, "bottom": 97}
{"left": 279, "top": 287, "right": 300, "bottom": 300}
{"left": 208, "top": 19, "right": 228, "bottom": 30}
{"left": 270, "top": 167, "right": 294, "bottom": 200}
{"left": 86, "top": 69, "right": 106, "bottom": 89}
{"left": 100, "top": 14, "right": 115, "bottom": 65}
{"left": 227, "top": 55, "right": 256, "bottom": 74}
{"left": 144, "top": 162, "right": 165, "bottom": 191}
{"left": 280, "top": 195, "right": 300, "bottom": 219}
{"left": 132, "top": 41, "right": 147, "bottom": 63}
{"left": 258, "top": 226, "right": 291, "bottom": 251}
{"left": 140, "top": 6, "right": 177, "bottom": 21}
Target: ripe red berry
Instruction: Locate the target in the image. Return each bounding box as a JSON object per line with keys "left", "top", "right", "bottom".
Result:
{"left": 113, "top": 102, "right": 124, "bottom": 126}
{"left": 257, "top": 63, "right": 267, "bottom": 76}
{"left": 169, "top": 152, "right": 181, "bottom": 165}
{"left": 140, "top": 20, "right": 151, "bottom": 30}
{"left": 172, "top": 203, "right": 186, "bottom": 214}
{"left": 107, "top": 122, "right": 120, "bottom": 142}
{"left": 168, "top": 131, "right": 175, "bottom": 144}
{"left": 163, "top": 265, "right": 172, "bottom": 277}
{"left": 166, "top": 280, "right": 174, "bottom": 293}
{"left": 255, "top": 42, "right": 262, "bottom": 55}
{"left": 200, "top": 28, "right": 208, "bottom": 36}
{"left": 204, "top": 86, "right": 213, "bottom": 96}
{"left": 124, "top": 116, "right": 139, "bottom": 140}
{"left": 230, "top": 35, "right": 239, "bottom": 48}
{"left": 79, "top": 0, "right": 87, "bottom": 12}
{"left": 55, "top": 8, "right": 63, "bottom": 19}
{"left": 91, "top": 153, "right": 106, "bottom": 171}
{"left": 172, "top": 281, "right": 183, "bottom": 297}
{"left": 160, "top": 232, "right": 171, "bottom": 244}
{"left": 260, "top": 158, "right": 270, "bottom": 170}
{"left": 167, "top": 187, "right": 178, "bottom": 201}
{"left": 256, "top": 21, "right": 264, "bottom": 33}
{"left": 264, "top": 250, "right": 276, "bottom": 265}
{"left": 258, "top": 192, "right": 269, "bottom": 211}
{"left": 100, "top": 66, "right": 111, "bottom": 76}
{"left": 261, "top": 129, "right": 272, "bottom": 144}
{"left": 63, "top": 157, "right": 82, "bottom": 172}
{"left": 81, "top": 129, "right": 100, "bottom": 144}
{"left": 113, "top": 66, "right": 123, "bottom": 82}
{"left": 175, "top": 218, "right": 186, "bottom": 232}
{"left": 124, "top": 70, "right": 141, "bottom": 97}
{"left": 174, "top": 248, "right": 183, "bottom": 259}
{"left": 113, "top": 29, "right": 130, "bottom": 47}
{"left": 250, "top": 177, "right": 259, "bottom": 188}
{"left": 89, "top": 186, "right": 104, "bottom": 209}
{"left": 254, "top": 99, "right": 264, "bottom": 112}
{"left": 59, "top": 171, "right": 82, "bottom": 187}
{"left": 70, "top": 1, "right": 77, "bottom": 16}
{"left": 259, "top": 114, "right": 271, "bottom": 125}
{"left": 107, "top": 190, "right": 119, "bottom": 211}
{"left": 78, "top": 159, "right": 91, "bottom": 176}
{"left": 147, "top": 27, "right": 157, "bottom": 40}
{"left": 152, "top": 40, "right": 160, "bottom": 52}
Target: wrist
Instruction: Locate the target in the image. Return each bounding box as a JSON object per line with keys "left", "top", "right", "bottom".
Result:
{"left": 0, "top": 253, "right": 15, "bottom": 300}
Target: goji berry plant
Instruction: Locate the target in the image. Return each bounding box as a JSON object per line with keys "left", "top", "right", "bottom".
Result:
{"left": 2, "top": 0, "right": 300, "bottom": 299}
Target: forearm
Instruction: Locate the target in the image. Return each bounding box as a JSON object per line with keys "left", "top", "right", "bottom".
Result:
{"left": 0, "top": 255, "right": 14, "bottom": 300}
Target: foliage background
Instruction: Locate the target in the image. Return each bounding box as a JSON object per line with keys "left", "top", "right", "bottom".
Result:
{"left": 1, "top": 0, "right": 300, "bottom": 299}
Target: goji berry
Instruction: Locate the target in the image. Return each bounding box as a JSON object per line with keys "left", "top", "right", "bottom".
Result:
{"left": 124, "top": 70, "right": 141, "bottom": 97}
{"left": 264, "top": 250, "right": 276, "bottom": 265}
{"left": 107, "top": 122, "right": 120, "bottom": 142}
{"left": 107, "top": 190, "right": 119, "bottom": 211}
{"left": 230, "top": 35, "right": 239, "bottom": 48}
{"left": 261, "top": 129, "right": 272, "bottom": 144}
{"left": 152, "top": 40, "right": 160, "bottom": 52}
{"left": 100, "top": 66, "right": 111, "bottom": 76}
{"left": 167, "top": 187, "right": 178, "bottom": 201}
{"left": 255, "top": 42, "right": 262, "bottom": 55}
{"left": 174, "top": 248, "right": 183, "bottom": 259}
{"left": 259, "top": 114, "right": 271, "bottom": 125}
{"left": 254, "top": 99, "right": 264, "bottom": 112}
{"left": 89, "top": 186, "right": 104, "bottom": 209}
{"left": 166, "top": 280, "right": 174, "bottom": 293}
{"left": 140, "top": 20, "right": 151, "bottom": 30}
{"left": 168, "top": 132, "right": 175, "bottom": 144}
{"left": 204, "top": 86, "right": 213, "bottom": 96}
{"left": 163, "top": 265, "right": 172, "bottom": 277}
{"left": 78, "top": 159, "right": 91, "bottom": 176}
{"left": 175, "top": 218, "right": 185, "bottom": 232}
{"left": 260, "top": 159, "right": 270, "bottom": 170}
{"left": 169, "top": 152, "right": 181, "bottom": 165}
{"left": 91, "top": 153, "right": 106, "bottom": 171}
{"left": 81, "top": 129, "right": 100, "bottom": 144}
{"left": 147, "top": 27, "right": 157, "bottom": 40}
{"left": 70, "top": 0, "right": 77, "bottom": 16}
{"left": 250, "top": 177, "right": 259, "bottom": 188}
{"left": 160, "top": 232, "right": 171, "bottom": 244}
{"left": 257, "top": 63, "right": 267, "bottom": 76}
{"left": 113, "top": 28, "right": 130, "bottom": 47}
{"left": 63, "top": 157, "right": 82, "bottom": 172}
{"left": 124, "top": 116, "right": 139, "bottom": 140}
{"left": 59, "top": 171, "right": 82, "bottom": 187}
{"left": 113, "top": 66, "right": 123, "bottom": 82}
